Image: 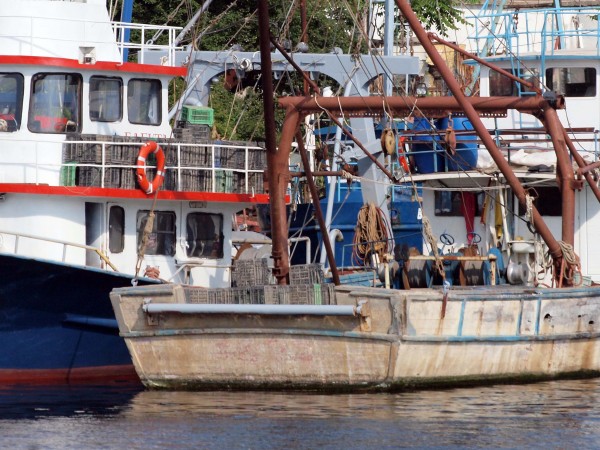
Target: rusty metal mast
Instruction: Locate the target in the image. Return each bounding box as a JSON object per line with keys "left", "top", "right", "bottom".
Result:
{"left": 262, "top": 0, "right": 583, "bottom": 286}
{"left": 258, "top": 0, "right": 291, "bottom": 285}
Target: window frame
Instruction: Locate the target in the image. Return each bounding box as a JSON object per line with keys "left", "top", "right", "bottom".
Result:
{"left": 136, "top": 210, "right": 176, "bottom": 256}
{"left": 90, "top": 75, "right": 123, "bottom": 122}
{"left": 489, "top": 68, "right": 539, "bottom": 97}
{"left": 127, "top": 78, "right": 162, "bottom": 126}
{"left": 545, "top": 67, "right": 596, "bottom": 98}
{"left": 185, "top": 212, "right": 224, "bottom": 259}
{"left": 0, "top": 72, "right": 24, "bottom": 132}
{"left": 434, "top": 191, "right": 486, "bottom": 217}
{"left": 108, "top": 205, "right": 125, "bottom": 253}
{"left": 28, "top": 72, "right": 82, "bottom": 134}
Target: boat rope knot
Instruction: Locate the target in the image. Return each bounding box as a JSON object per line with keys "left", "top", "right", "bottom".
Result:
{"left": 341, "top": 169, "right": 354, "bottom": 181}
{"left": 556, "top": 240, "right": 582, "bottom": 286}
{"left": 134, "top": 211, "right": 155, "bottom": 277}
{"left": 525, "top": 193, "right": 534, "bottom": 228}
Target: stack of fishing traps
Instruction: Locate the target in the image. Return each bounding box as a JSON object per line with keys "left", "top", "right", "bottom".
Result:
{"left": 61, "top": 133, "right": 266, "bottom": 193}
{"left": 184, "top": 260, "right": 335, "bottom": 305}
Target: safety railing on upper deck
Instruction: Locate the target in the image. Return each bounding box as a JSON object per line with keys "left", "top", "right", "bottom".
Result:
{"left": 111, "top": 22, "right": 183, "bottom": 65}
{"left": 468, "top": 7, "right": 600, "bottom": 60}
{"left": 61, "top": 138, "right": 267, "bottom": 194}
{"left": 398, "top": 126, "right": 600, "bottom": 175}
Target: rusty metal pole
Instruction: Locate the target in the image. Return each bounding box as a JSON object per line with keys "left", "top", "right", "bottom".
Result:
{"left": 394, "top": 0, "right": 563, "bottom": 264}
{"left": 278, "top": 95, "right": 563, "bottom": 117}
{"left": 269, "top": 41, "right": 399, "bottom": 182}
{"left": 258, "top": 0, "right": 291, "bottom": 285}
{"left": 295, "top": 131, "right": 341, "bottom": 285}
{"left": 543, "top": 108, "right": 575, "bottom": 246}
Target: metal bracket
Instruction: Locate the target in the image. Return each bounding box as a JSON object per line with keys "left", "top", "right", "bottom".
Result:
{"left": 143, "top": 298, "right": 159, "bottom": 326}
{"left": 357, "top": 300, "right": 371, "bottom": 332}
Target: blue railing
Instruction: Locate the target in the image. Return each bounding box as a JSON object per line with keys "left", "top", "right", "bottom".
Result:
{"left": 468, "top": 7, "right": 600, "bottom": 61}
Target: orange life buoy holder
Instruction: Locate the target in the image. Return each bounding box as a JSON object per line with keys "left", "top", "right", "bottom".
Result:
{"left": 136, "top": 141, "right": 166, "bottom": 195}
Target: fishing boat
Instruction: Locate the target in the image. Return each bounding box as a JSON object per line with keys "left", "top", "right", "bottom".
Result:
{"left": 0, "top": 0, "right": 269, "bottom": 384}
{"left": 110, "top": 0, "right": 600, "bottom": 391}
{"left": 139, "top": 36, "right": 422, "bottom": 272}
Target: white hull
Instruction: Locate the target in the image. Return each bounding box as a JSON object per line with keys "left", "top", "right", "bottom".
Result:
{"left": 111, "top": 284, "right": 600, "bottom": 390}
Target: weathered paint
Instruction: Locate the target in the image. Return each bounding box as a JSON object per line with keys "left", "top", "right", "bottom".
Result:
{"left": 0, "top": 365, "right": 140, "bottom": 386}
{"left": 110, "top": 284, "right": 600, "bottom": 391}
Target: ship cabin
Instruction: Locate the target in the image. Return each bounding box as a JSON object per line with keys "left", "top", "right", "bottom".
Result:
{"left": 0, "top": 0, "right": 268, "bottom": 287}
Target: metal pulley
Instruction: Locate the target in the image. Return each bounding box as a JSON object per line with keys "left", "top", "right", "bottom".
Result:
{"left": 381, "top": 128, "right": 396, "bottom": 156}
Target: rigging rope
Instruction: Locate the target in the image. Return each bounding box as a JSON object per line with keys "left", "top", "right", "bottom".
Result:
{"left": 133, "top": 181, "right": 162, "bottom": 282}
{"left": 422, "top": 215, "right": 445, "bottom": 278}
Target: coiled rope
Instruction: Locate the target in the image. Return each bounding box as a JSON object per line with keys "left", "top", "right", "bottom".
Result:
{"left": 557, "top": 240, "right": 582, "bottom": 286}
{"left": 542, "top": 239, "right": 582, "bottom": 287}
{"left": 352, "top": 203, "right": 392, "bottom": 266}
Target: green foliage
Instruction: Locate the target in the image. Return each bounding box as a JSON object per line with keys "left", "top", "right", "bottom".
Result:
{"left": 194, "top": 0, "right": 366, "bottom": 54}
{"left": 209, "top": 81, "right": 287, "bottom": 142}
{"left": 408, "top": 0, "right": 473, "bottom": 36}
{"left": 209, "top": 81, "right": 265, "bottom": 141}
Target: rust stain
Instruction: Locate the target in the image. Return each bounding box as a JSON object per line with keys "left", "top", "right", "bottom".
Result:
{"left": 476, "top": 306, "right": 484, "bottom": 336}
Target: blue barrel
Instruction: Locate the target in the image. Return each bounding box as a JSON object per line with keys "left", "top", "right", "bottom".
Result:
{"left": 410, "top": 118, "right": 444, "bottom": 173}
{"left": 437, "top": 117, "right": 478, "bottom": 171}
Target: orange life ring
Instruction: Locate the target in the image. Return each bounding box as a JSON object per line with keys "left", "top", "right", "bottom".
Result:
{"left": 136, "top": 141, "right": 166, "bottom": 195}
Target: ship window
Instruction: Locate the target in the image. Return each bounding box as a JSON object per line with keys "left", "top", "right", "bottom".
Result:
{"left": 0, "top": 73, "right": 24, "bottom": 132}
{"left": 185, "top": 212, "right": 223, "bottom": 258}
{"left": 518, "top": 187, "right": 562, "bottom": 216}
{"left": 108, "top": 205, "right": 125, "bottom": 253}
{"left": 545, "top": 67, "right": 596, "bottom": 97}
{"left": 489, "top": 68, "right": 538, "bottom": 96}
{"left": 28, "top": 73, "right": 81, "bottom": 133}
{"left": 127, "top": 79, "right": 161, "bottom": 125}
{"left": 90, "top": 76, "right": 122, "bottom": 122}
{"left": 136, "top": 210, "right": 176, "bottom": 256}
{"left": 434, "top": 191, "right": 485, "bottom": 217}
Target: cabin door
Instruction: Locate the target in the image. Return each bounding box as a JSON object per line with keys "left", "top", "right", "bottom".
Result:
{"left": 85, "top": 202, "right": 103, "bottom": 268}
{"left": 105, "top": 203, "right": 128, "bottom": 272}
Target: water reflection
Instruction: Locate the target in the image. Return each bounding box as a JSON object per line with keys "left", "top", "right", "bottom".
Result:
{"left": 0, "top": 383, "right": 141, "bottom": 419}
{"left": 123, "top": 379, "right": 600, "bottom": 420}
{"left": 1, "top": 380, "right": 600, "bottom": 449}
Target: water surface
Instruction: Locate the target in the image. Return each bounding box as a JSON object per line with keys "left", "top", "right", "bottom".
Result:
{"left": 1, "top": 379, "right": 599, "bottom": 449}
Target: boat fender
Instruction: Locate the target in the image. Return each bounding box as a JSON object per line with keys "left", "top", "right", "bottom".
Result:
{"left": 136, "top": 141, "right": 166, "bottom": 195}
{"left": 381, "top": 128, "right": 396, "bottom": 155}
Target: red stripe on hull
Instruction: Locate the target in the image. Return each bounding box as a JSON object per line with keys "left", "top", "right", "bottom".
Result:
{"left": 0, "top": 365, "right": 141, "bottom": 386}
{"left": 0, "top": 183, "right": 272, "bottom": 203}
{"left": 0, "top": 55, "right": 187, "bottom": 77}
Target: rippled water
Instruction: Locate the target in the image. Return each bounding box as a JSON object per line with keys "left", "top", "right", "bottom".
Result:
{"left": 2, "top": 379, "right": 600, "bottom": 449}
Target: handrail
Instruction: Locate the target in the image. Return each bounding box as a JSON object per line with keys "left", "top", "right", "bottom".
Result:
{"left": 143, "top": 301, "right": 362, "bottom": 316}
{"left": 0, "top": 229, "right": 119, "bottom": 272}
{"left": 467, "top": 7, "right": 600, "bottom": 58}
{"left": 111, "top": 22, "right": 183, "bottom": 65}
{"left": 60, "top": 138, "right": 265, "bottom": 193}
